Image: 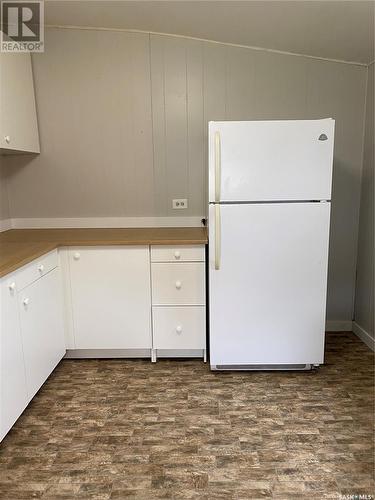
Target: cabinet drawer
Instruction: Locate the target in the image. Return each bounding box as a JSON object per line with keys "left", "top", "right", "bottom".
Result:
{"left": 151, "top": 245, "right": 205, "bottom": 262}
{"left": 153, "top": 306, "right": 205, "bottom": 349}
{"left": 151, "top": 263, "right": 205, "bottom": 305}
{"left": 16, "top": 250, "right": 58, "bottom": 291}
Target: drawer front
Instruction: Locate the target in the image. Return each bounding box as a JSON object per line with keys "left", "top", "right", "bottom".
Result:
{"left": 153, "top": 306, "right": 206, "bottom": 349}
{"left": 151, "top": 263, "right": 205, "bottom": 305}
{"left": 16, "top": 250, "right": 58, "bottom": 291}
{"left": 151, "top": 245, "right": 205, "bottom": 263}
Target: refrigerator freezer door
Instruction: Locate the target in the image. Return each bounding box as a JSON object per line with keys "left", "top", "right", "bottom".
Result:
{"left": 208, "top": 202, "right": 330, "bottom": 367}
{"left": 208, "top": 119, "right": 334, "bottom": 202}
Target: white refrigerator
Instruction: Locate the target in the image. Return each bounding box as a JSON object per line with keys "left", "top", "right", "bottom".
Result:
{"left": 208, "top": 119, "right": 335, "bottom": 370}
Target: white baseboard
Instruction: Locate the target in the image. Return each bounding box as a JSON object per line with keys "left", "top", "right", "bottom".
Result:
{"left": 157, "top": 349, "right": 205, "bottom": 358}
{"left": 0, "top": 218, "right": 12, "bottom": 232}
{"left": 352, "top": 322, "right": 375, "bottom": 351}
{"left": 65, "top": 349, "right": 151, "bottom": 358}
{"left": 9, "top": 216, "right": 204, "bottom": 229}
{"left": 65, "top": 349, "right": 205, "bottom": 359}
{"left": 325, "top": 320, "right": 353, "bottom": 332}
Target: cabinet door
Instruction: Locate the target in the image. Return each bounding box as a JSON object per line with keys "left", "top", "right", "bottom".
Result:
{"left": 19, "top": 269, "right": 65, "bottom": 400}
{"left": 0, "top": 51, "right": 40, "bottom": 153}
{"left": 69, "top": 247, "right": 152, "bottom": 349}
{"left": 0, "top": 277, "right": 28, "bottom": 441}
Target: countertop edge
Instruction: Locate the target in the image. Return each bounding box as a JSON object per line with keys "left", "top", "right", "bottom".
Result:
{"left": 0, "top": 230, "right": 208, "bottom": 278}
{"left": 0, "top": 244, "right": 58, "bottom": 279}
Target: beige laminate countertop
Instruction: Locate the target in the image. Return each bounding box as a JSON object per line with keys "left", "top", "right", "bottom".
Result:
{"left": 0, "top": 227, "right": 208, "bottom": 278}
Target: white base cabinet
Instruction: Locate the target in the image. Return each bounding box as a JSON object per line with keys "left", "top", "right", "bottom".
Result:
{"left": 0, "top": 277, "right": 28, "bottom": 441}
{"left": 63, "top": 244, "right": 206, "bottom": 359}
{"left": 0, "top": 251, "right": 65, "bottom": 441}
{"left": 68, "top": 247, "right": 152, "bottom": 349}
{"left": 18, "top": 268, "right": 65, "bottom": 400}
{"left": 150, "top": 245, "right": 206, "bottom": 361}
{"left": 1, "top": 243, "right": 206, "bottom": 440}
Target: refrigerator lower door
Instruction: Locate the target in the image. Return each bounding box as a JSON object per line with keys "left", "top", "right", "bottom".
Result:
{"left": 208, "top": 202, "right": 330, "bottom": 369}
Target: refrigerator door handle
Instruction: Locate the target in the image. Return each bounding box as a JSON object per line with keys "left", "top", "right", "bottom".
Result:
{"left": 215, "top": 204, "right": 221, "bottom": 270}
{"left": 215, "top": 131, "right": 221, "bottom": 202}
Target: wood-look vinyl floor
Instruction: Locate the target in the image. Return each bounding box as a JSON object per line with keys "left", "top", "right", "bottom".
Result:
{"left": 0, "top": 332, "right": 373, "bottom": 499}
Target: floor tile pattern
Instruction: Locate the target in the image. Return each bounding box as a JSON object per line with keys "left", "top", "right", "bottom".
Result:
{"left": 0, "top": 332, "right": 373, "bottom": 499}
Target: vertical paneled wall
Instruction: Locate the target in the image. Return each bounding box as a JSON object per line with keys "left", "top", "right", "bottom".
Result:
{"left": 3, "top": 28, "right": 368, "bottom": 323}
{"left": 6, "top": 29, "right": 155, "bottom": 217}
{"left": 151, "top": 36, "right": 205, "bottom": 216}
{"left": 354, "top": 63, "right": 374, "bottom": 338}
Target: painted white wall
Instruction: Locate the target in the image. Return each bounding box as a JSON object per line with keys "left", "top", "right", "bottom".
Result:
{"left": 2, "top": 27, "right": 368, "bottom": 325}
{"left": 354, "top": 62, "right": 374, "bottom": 340}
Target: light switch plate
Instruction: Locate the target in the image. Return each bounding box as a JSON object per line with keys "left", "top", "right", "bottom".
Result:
{"left": 172, "top": 199, "right": 188, "bottom": 209}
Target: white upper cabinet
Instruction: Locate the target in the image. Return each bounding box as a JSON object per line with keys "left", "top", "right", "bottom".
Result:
{"left": 0, "top": 51, "right": 40, "bottom": 154}
{"left": 68, "top": 247, "right": 152, "bottom": 349}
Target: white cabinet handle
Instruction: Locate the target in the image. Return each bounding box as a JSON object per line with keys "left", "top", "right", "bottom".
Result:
{"left": 175, "top": 280, "right": 182, "bottom": 290}
{"left": 174, "top": 251, "right": 181, "bottom": 259}
{"left": 8, "top": 282, "right": 16, "bottom": 292}
{"left": 73, "top": 252, "right": 81, "bottom": 260}
{"left": 176, "top": 325, "right": 183, "bottom": 334}
{"left": 4, "top": 135, "right": 10, "bottom": 144}
{"left": 23, "top": 298, "right": 30, "bottom": 306}
{"left": 38, "top": 264, "right": 44, "bottom": 273}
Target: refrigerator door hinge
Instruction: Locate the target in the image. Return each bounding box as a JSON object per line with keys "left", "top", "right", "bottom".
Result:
{"left": 319, "top": 200, "right": 329, "bottom": 203}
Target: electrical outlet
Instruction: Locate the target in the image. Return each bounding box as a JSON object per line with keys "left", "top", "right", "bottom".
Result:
{"left": 172, "top": 199, "right": 188, "bottom": 209}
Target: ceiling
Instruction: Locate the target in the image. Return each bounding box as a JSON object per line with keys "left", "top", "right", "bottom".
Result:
{"left": 45, "top": 1, "right": 375, "bottom": 64}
